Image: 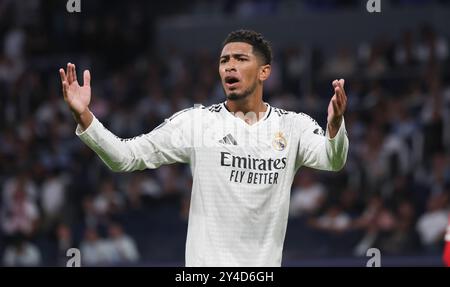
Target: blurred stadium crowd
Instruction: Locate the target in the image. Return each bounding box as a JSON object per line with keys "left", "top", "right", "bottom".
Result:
{"left": 0, "top": 0, "right": 449, "bottom": 266}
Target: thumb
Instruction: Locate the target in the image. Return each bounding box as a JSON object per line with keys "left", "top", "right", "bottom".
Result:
{"left": 83, "top": 70, "right": 91, "bottom": 87}
{"left": 339, "top": 78, "right": 345, "bottom": 88}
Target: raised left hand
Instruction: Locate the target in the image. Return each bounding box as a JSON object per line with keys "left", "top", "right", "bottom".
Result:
{"left": 327, "top": 78, "right": 347, "bottom": 138}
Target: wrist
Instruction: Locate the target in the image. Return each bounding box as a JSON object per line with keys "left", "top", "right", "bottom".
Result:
{"left": 328, "top": 116, "right": 343, "bottom": 130}
{"left": 73, "top": 108, "right": 88, "bottom": 120}
{"left": 73, "top": 108, "right": 93, "bottom": 130}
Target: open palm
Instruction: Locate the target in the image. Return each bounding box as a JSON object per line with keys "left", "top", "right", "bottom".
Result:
{"left": 59, "top": 63, "right": 91, "bottom": 115}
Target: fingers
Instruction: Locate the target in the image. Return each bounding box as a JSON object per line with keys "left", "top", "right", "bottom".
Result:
{"left": 83, "top": 70, "right": 91, "bottom": 87}
{"left": 332, "top": 78, "right": 347, "bottom": 110}
{"left": 66, "top": 63, "right": 72, "bottom": 84}
{"left": 337, "top": 78, "right": 347, "bottom": 104}
{"left": 71, "top": 63, "right": 78, "bottom": 83}
{"left": 59, "top": 68, "right": 67, "bottom": 85}
{"left": 62, "top": 80, "right": 69, "bottom": 100}
{"left": 66, "top": 62, "right": 78, "bottom": 84}
{"left": 334, "top": 87, "right": 342, "bottom": 109}
{"left": 335, "top": 86, "right": 345, "bottom": 108}
{"left": 332, "top": 79, "right": 343, "bottom": 106}
{"left": 59, "top": 68, "right": 68, "bottom": 99}
{"left": 60, "top": 79, "right": 68, "bottom": 102}
{"left": 332, "top": 79, "right": 339, "bottom": 89}
{"left": 70, "top": 63, "right": 75, "bottom": 83}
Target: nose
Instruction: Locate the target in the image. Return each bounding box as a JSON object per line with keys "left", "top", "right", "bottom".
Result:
{"left": 225, "top": 67, "right": 236, "bottom": 73}
{"left": 224, "top": 62, "right": 236, "bottom": 73}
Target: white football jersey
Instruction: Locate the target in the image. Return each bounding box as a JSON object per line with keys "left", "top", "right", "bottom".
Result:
{"left": 76, "top": 102, "right": 349, "bottom": 266}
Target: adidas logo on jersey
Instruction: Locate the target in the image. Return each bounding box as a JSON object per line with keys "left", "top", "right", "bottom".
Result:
{"left": 219, "top": 134, "right": 238, "bottom": 145}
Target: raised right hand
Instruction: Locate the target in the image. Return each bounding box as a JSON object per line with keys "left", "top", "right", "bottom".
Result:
{"left": 59, "top": 63, "right": 91, "bottom": 116}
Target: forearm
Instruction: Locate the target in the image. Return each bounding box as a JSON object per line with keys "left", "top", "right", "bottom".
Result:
{"left": 302, "top": 118, "right": 349, "bottom": 171}
{"left": 324, "top": 119, "right": 349, "bottom": 171}
{"left": 76, "top": 115, "right": 151, "bottom": 172}
{"left": 73, "top": 108, "right": 94, "bottom": 131}
{"left": 75, "top": 114, "right": 190, "bottom": 172}
{"left": 327, "top": 116, "right": 343, "bottom": 139}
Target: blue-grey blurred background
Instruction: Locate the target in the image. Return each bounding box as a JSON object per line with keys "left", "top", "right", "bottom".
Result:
{"left": 0, "top": 0, "right": 449, "bottom": 266}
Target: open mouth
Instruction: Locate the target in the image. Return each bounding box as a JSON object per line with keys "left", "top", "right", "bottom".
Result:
{"left": 224, "top": 76, "right": 240, "bottom": 88}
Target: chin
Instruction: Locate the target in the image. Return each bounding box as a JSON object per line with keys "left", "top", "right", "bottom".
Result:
{"left": 226, "top": 90, "right": 251, "bottom": 101}
{"left": 226, "top": 93, "right": 244, "bottom": 101}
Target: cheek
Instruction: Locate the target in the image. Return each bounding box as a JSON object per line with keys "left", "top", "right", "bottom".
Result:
{"left": 243, "top": 68, "right": 259, "bottom": 83}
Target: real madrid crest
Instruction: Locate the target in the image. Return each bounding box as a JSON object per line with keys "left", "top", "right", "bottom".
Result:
{"left": 272, "top": 132, "right": 287, "bottom": 151}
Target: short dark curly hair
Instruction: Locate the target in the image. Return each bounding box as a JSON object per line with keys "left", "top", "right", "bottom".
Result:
{"left": 222, "top": 29, "right": 272, "bottom": 65}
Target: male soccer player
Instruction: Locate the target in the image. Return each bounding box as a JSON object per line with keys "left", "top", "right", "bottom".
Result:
{"left": 59, "top": 30, "right": 349, "bottom": 266}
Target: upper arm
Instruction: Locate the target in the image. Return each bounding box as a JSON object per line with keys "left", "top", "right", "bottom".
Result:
{"left": 144, "top": 108, "right": 195, "bottom": 165}
{"left": 295, "top": 113, "right": 327, "bottom": 169}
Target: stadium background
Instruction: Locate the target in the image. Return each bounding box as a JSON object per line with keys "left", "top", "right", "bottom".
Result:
{"left": 0, "top": 0, "right": 449, "bottom": 266}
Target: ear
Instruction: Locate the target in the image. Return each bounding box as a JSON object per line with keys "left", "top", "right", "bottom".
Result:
{"left": 259, "top": 64, "right": 271, "bottom": 82}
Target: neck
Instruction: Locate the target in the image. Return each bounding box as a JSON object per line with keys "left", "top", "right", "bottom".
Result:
{"left": 225, "top": 93, "right": 267, "bottom": 114}
{"left": 225, "top": 94, "right": 268, "bottom": 124}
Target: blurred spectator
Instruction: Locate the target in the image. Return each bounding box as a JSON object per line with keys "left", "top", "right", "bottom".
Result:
{"left": 1, "top": 182, "right": 39, "bottom": 238}
{"left": 55, "top": 223, "right": 73, "bottom": 267}
{"left": 124, "top": 175, "right": 145, "bottom": 210}
{"left": 358, "top": 38, "right": 390, "bottom": 78}
{"left": 283, "top": 47, "right": 308, "bottom": 94}
{"left": 290, "top": 171, "right": 327, "bottom": 217}
{"left": 421, "top": 79, "right": 446, "bottom": 161}
{"left": 105, "top": 223, "right": 140, "bottom": 264}
{"left": 308, "top": 204, "right": 351, "bottom": 234}
{"left": 40, "top": 169, "right": 67, "bottom": 231}
{"left": 415, "top": 24, "right": 448, "bottom": 65}
{"left": 322, "top": 46, "right": 356, "bottom": 78}
{"left": 352, "top": 195, "right": 384, "bottom": 255}
{"left": 2, "top": 235, "right": 42, "bottom": 267}
{"left": 82, "top": 196, "right": 103, "bottom": 229}
{"left": 416, "top": 192, "right": 449, "bottom": 252}
{"left": 93, "top": 179, "right": 125, "bottom": 216}
{"left": 395, "top": 30, "right": 418, "bottom": 67}
{"left": 1, "top": 27, "right": 25, "bottom": 83}
{"left": 79, "top": 228, "right": 111, "bottom": 266}
{"left": 376, "top": 200, "right": 420, "bottom": 255}
{"left": 138, "top": 173, "right": 163, "bottom": 199}
{"left": 338, "top": 188, "right": 360, "bottom": 217}
{"left": 2, "top": 173, "right": 37, "bottom": 207}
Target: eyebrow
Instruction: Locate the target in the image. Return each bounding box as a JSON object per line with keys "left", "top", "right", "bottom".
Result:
{"left": 220, "top": 53, "right": 250, "bottom": 60}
